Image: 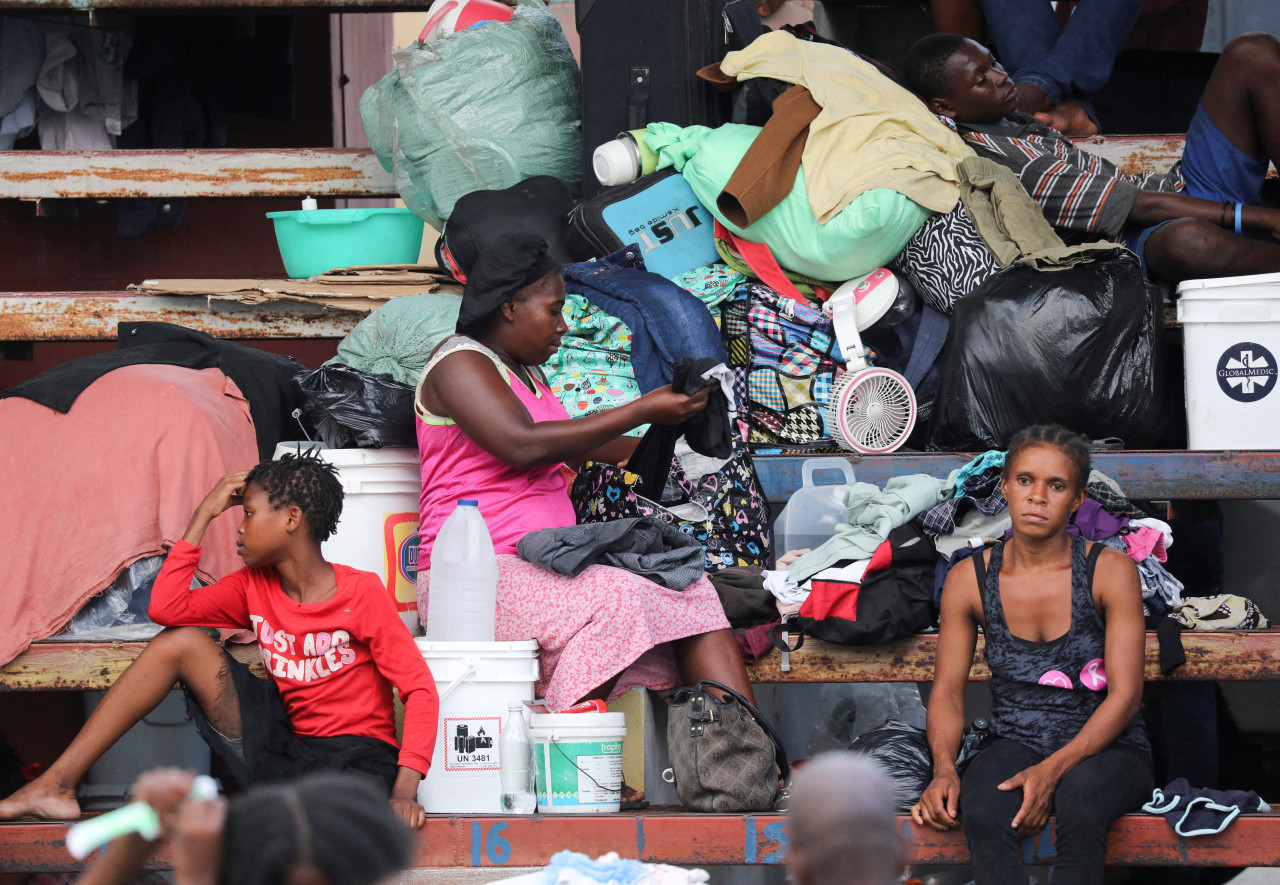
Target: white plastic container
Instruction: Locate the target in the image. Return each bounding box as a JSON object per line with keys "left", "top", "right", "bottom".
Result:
{"left": 415, "top": 639, "right": 539, "bottom": 813}
{"left": 530, "top": 711, "right": 627, "bottom": 814}
{"left": 426, "top": 500, "right": 498, "bottom": 641}
{"left": 273, "top": 442, "right": 422, "bottom": 634}
{"left": 772, "top": 458, "right": 857, "bottom": 560}
{"left": 1176, "top": 273, "right": 1280, "bottom": 450}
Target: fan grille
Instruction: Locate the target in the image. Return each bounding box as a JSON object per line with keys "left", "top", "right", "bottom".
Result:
{"left": 829, "top": 369, "right": 917, "bottom": 453}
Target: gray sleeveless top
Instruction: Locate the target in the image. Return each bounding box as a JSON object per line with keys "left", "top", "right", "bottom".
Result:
{"left": 975, "top": 535, "right": 1149, "bottom": 758}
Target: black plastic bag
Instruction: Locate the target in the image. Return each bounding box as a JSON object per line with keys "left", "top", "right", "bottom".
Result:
{"left": 928, "top": 248, "right": 1174, "bottom": 451}
{"left": 294, "top": 365, "right": 416, "bottom": 449}
{"left": 848, "top": 717, "right": 990, "bottom": 810}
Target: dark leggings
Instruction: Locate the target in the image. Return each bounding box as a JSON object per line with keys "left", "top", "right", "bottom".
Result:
{"left": 960, "top": 738, "right": 1154, "bottom": 885}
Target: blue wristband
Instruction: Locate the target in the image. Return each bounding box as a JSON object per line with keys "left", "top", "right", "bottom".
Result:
{"left": 1235, "top": 202, "right": 1243, "bottom": 235}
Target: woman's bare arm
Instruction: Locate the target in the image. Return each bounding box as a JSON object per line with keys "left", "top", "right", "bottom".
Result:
{"left": 423, "top": 350, "right": 706, "bottom": 469}
{"left": 913, "top": 560, "right": 982, "bottom": 831}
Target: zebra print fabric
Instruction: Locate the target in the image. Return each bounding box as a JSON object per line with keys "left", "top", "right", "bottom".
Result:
{"left": 890, "top": 205, "right": 999, "bottom": 315}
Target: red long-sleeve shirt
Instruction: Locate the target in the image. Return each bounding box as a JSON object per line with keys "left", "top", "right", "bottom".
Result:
{"left": 150, "top": 541, "right": 438, "bottom": 775}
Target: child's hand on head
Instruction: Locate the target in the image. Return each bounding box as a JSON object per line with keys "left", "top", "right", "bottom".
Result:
{"left": 199, "top": 472, "right": 250, "bottom": 519}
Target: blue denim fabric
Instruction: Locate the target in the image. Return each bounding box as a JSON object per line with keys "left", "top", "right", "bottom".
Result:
{"left": 563, "top": 247, "right": 727, "bottom": 394}
{"left": 980, "top": 0, "right": 1145, "bottom": 121}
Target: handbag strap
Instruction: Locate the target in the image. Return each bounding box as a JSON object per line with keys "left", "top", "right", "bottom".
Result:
{"left": 691, "top": 679, "right": 791, "bottom": 781}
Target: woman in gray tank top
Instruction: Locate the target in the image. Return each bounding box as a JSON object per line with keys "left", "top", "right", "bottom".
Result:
{"left": 910, "top": 425, "right": 1152, "bottom": 885}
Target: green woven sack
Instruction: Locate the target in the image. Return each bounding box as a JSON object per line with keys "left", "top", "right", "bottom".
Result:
{"left": 646, "top": 122, "right": 929, "bottom": 282}
{"left": 360, "top": 0, "right": 582, "bottom": 230}
{"left": 328, "top": 292, "right": 461, "bottom": 386}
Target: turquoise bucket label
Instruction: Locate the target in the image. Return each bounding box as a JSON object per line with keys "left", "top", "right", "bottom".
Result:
{"left": 534, "top": 739, "right": 623, "bottom": 807}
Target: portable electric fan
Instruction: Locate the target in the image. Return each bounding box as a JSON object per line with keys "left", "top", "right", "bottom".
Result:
{"left": 824, "top": 268, "right": 917, "bottom": 453}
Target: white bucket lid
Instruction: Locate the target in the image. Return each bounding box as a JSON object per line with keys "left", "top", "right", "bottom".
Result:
{"left": 530, "top": 711, "right": 626, "bottom": 730}
{"left": 1176, "top": 271, "right": 1280, "bottom": 296}
{"left": 273, "top": 441, "right": 419, "bottom": 467}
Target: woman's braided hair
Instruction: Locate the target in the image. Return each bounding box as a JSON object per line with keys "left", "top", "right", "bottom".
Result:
{"left": 1002, "top": 424, "right": 1092, "bottom": 494}
{"left": 244, "top": 451, "right": 343, "bottom": 542}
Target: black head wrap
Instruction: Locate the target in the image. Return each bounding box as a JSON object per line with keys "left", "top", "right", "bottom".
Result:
{"left": 456, "top": 233, "right": 561, "bottom": 337}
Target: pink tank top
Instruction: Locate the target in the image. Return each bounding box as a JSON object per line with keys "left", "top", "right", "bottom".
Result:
{"left": 415, "top": 337, "right": 576, "bottom": 570}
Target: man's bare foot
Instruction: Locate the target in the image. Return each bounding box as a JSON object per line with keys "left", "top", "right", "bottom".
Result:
{"left": 0, "top": 778, "right": 81, "bottom": 821}
{"left": 1034, "top": 100, "right": 1099, "bottom": 137}
{"left": 1015, "top": 82, "right": 1053, "bottom": 115}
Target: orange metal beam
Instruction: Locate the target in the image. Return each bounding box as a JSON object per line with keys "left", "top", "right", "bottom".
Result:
{"left": 3, "top": 813, "right": 1277, "bottom": 871}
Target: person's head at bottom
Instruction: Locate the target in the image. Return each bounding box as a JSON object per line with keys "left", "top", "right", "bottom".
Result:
{"left": 222, "top": 772, "right": 412, "bottom": 885}
{"left": 787, "top": 752, "right": 906, "bottom": 885}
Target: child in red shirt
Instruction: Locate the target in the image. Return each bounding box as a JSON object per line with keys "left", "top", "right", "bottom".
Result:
{"left": 0, "top": 454, "right": 439, "bottom": 830}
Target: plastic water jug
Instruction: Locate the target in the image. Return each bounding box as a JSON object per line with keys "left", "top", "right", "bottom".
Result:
{"left": 772, "top": 458, "right": 857, "bottom": 561}
{"left": 426, "top": 500, "right": 498, "bottom": 641}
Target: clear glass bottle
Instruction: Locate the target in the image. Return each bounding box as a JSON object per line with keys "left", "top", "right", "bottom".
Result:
{"left": 499, "top": 700, "right": 537, "bottom": 814}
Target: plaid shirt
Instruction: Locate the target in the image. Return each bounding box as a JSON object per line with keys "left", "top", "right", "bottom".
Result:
{"left": 947, "top": 113, "right": 1184, "bottom": 240}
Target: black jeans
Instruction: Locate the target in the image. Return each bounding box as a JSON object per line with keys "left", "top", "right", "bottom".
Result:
{"left": 960, "top": 738, "right": 1154, "bottom": 885}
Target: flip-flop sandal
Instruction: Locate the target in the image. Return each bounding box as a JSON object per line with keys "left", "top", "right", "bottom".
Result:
{"left": 619, "top": 783, "right": 648, "bottom": 811}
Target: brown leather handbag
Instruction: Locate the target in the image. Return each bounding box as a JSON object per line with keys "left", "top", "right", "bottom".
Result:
{"left": 663, "top": 680, "right": 791, "bottom": 812}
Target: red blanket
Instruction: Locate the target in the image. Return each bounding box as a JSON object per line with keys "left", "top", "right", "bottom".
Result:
{"left": 0, "top": 365, "right": 258, "bottom": 665}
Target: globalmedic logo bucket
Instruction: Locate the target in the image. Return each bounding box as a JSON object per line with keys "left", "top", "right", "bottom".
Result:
{"left": 1217, "top": 342, "right": 1276, "bottom": 403}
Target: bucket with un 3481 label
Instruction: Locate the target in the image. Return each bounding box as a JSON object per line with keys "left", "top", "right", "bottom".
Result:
{"left": 1176, "top": 272, "right": 1280, "bottom": 450}
{"left": 415, "top": 639, "right": 539, "bottom": 814}
{"left": 530, "top": 711, "right": 627, "bottom": 814}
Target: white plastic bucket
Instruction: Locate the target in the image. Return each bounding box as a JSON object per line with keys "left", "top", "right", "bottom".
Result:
{"left": 273, "top": 442, "right": 422, "bottom": 633}
{"left": 772, "top": 458, "right": 856, "bottom": 560}
{"left": 1176, "top": 273, "right": 1280, "bottom": 450}
{"left": 415, "top": 639, "right": 539, "bottom": 813}
{"left": 530, "top": 711, "right": 627, "bottom": 814}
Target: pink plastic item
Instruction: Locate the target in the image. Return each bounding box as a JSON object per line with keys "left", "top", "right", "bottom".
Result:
{"left": 419, "top": 0, "right": 513, "bottom": 42}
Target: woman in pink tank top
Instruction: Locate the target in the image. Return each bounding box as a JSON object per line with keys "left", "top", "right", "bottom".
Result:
{"left": 415, "top": 234, "right": 753, "bottom": 730}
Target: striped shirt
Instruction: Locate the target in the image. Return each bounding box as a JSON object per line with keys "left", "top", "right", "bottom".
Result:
{"left": 947, "top": 113, "right": 1184, "bottom": 241}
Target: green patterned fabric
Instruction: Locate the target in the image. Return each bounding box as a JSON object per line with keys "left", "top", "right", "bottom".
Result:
{"left": 544, "top": 264, "right": 741, "bottom": 436}
{"left": 545, "top": 292, "right": 646, "bottom": 435}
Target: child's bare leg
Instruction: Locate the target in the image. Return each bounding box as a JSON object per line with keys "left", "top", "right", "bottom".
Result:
{"left": 0, "top": 627, "right": 239, "bottom": 821}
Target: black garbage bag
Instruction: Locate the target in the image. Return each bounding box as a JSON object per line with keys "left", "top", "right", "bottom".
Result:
{"left": 294, "top": 365, "right": 416, "bottom": 449}
{"left": 927, "top": 248, "right": 1174, "bottom": 451}
{"left": 848, "top": 718, "right": 934, "bottom": 810}
{"left": 848, "top": 717, "right": 991, "bottom": 810}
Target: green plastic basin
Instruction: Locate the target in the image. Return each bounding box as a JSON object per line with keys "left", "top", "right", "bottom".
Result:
{"left": 266, "top": 208, "right": 426, "bottom": 279}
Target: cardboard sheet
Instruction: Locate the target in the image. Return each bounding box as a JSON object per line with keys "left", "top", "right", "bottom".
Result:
{"left": 129, "top": 265, "right": 461, "bottom": 311}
